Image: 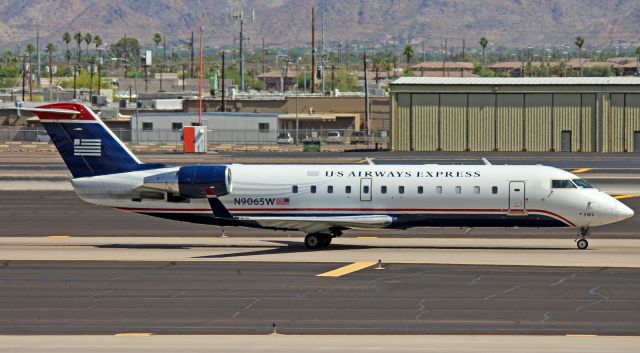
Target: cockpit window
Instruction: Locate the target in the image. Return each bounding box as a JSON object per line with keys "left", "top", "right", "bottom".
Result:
{"left": 551, "top": 180, "right": 576, "bottom": 189}
{"left": 572, "top": 179, "right": 594, "bottom": 188}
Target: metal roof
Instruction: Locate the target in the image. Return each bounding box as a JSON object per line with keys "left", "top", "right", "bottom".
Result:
{"left": 390, "top": 77, "right": 640, "bottom": 86}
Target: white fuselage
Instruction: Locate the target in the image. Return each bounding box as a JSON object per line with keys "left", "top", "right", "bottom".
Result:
{"left": 71, "top": 164, "right": 633, "bottom": 230}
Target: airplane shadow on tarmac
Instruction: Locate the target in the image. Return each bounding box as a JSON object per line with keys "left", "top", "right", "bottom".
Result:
{"left": 96, "top": 240, "right": 570, "bottom": 259}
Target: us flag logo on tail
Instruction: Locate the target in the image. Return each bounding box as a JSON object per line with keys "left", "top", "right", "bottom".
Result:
{"left": 74, "top": 139, "right": 101, "bottom": 156}
{"left": 276, "top": 197, "right": 290, "bottom": 205}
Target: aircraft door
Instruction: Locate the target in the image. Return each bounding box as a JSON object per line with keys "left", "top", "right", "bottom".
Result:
{"left": 509, "top": 181, "right": 526, "bottom": 213}
{"left": 360, "top": 178, "right": 372, "bottom": 201}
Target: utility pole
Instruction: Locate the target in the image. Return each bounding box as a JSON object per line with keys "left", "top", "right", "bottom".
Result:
{"left": 89, "top": 56, "right": 94, "bottom": 101}
{"left": 221, "top": 51, "right": 226, "bottom": 112}
{"left": 363, "top": 52, "right": 370, "bottom": 136}
{"left": 233, "top": 9, "right": 255, "bottom": 92}
{"left": 21, "top": 55, "right": 26, "bottom": 101}
{"left": 321, "top": 9, "right": 325, "bottom": 94}
{"left": 311, "top": 6, "right": 316, "bottom": 93}
{"left": 123, "top": 33, "right": 127, "bottom": 78}
{"left": 262, "top": 37, "right": 266, "bottom": 74}
{"left": 345, "top": 41, "right": 349, "bottom": 70}
{"left": 36, "top": 29, "right": 41, "bottom": 86}
{"left": 160, "top": 34, "right": 166, "bottom": 92}
{"left": 190, "top": 31, "right": 194, "bottom": 79}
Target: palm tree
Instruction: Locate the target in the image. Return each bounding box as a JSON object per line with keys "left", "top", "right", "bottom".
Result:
{"left": 83, "top": 33, "right": 92, "bottom": 56}
{"left": 45, "top": 43, "right": 56, "bottom": 86}
{"left": 479, "top": 36, "right": 489, "bottom": 77}
{"left": 65, "top": 49, "right": 72, "bottom": 64}
{"left": 575, "top": 36, "right": 585, "bottom": 77}
{"left": 26, "top": 44, "right": 35, "bottom": 92}
{"left": 62, "top": 32, "right": 71, "bottom": 58}
{"left": 4, "top": 50, "right": 14, "bottom": 65}
{"left": 635, "top": 47, "right": 640, "bottom": 76}
{"left": 402, "top": 44, "right": 414, "bottom": 71}
{"left": 74, "top": 32, "right": 82, "bottom": 63}
{"left": 93, "top": 35, "right": 102, "bottom": 50}
{"left": 153, "top": 33, "right": 162, "bottom": 62}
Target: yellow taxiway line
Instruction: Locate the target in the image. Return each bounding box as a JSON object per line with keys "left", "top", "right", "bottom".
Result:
{"left": 47, "top": 235, "right": 70, "bottom": 238}
{"left": 571, "top": 168, "right": 593, "bottom": 173}
{"left": 316, "top": 261, "right": 377, "bottom": 277}
{"left": 614, "top": 194, "right": 640, "bottom": 200}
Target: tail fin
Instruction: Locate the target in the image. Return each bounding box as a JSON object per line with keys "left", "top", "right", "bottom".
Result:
{"left": 29, "top": 102, "right": 163, "bottom": 178}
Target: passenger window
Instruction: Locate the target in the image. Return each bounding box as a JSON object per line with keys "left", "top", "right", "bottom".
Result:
{"left": 455, "top": 186, "right": 461, "bottom": 194}
{"left": 492, "top": 186, "right": 498, "bottom": 194}
{"left": 417, "top": 186, "right": 424, "bottom": 194}
{"left": 345, "top": 186, "right": 351, "bottom": 194}
{"left": 311, "top": 185, "right": 317, "bottom": 193}
{"left": 399, "top": 186, "right": 405, "bottom": 194}
{"left": 327, "top": 185, "right": 333, "bottom": 193}
{"left": 363, "top": 186, "right": 370, "bottom": 194}
{"left": 552, "top": 180, "right": 576, "bottom": 189}
{"left": 436, "top": 186, "right": 442, "bottom": 194}
{"left": 474, "top": 186, "right": 480, "bottom": 194}
{"left": 381, "top": 186, "right": 387, "bottom": 194}
{"left": 292, "top": 185, "right": 298, "bottom": 193}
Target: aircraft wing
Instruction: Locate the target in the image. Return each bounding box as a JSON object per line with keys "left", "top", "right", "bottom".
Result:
{"left": 239, "top": 215, "right": 394, "bottom": 234}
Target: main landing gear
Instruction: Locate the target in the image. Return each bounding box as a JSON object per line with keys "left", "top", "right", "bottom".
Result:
{"left": 304, "top": 230, "right": 342, "bottom": 250}
{"left": 576, "top": 227, "right": 590, "bottom": 250}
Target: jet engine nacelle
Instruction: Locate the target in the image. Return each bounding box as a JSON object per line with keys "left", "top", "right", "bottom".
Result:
{"left": 142, "top": 165, "right": 232, "bottom": 198}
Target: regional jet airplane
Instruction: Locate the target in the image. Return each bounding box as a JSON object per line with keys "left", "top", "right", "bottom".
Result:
{"left": 26, "top": 102, "right": 633, "bottom": 249}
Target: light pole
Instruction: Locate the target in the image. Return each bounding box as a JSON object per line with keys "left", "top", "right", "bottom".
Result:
{"left": 112, "top": 57, "right": 138, "bottom": 144}
{"left": 294, "top": 57, "right": 301, "bottom": 144}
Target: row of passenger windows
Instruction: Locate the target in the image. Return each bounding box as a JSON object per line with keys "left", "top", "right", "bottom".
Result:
{"left": 292, "top": 185, "right": 499, "bottom": 195}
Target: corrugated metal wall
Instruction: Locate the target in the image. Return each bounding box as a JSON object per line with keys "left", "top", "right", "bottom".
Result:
{"left": 610, "top": 94, "right": 625, "bottom": 152}
{"left": 412, "top": 94, "right": 439, "bottom": 151}
{"left": 625, "top": 94, "right": 640, "bottom": 152}
{"left": 553, "top": 94, "right": 581, "bottom": 152}
{"left": 395, "top": 93, "right": 411, "bottom": 151}
{"left": 525, "top": 94, "right": 552, "bottom": 151}
{"left": 496, "top": 94, "right": 523, "bottom": 151}
{"left": 581, "top": 94, "right": 596, "bottom": 152}
{"left": 468, "top": 94, "right": 495, "bottom": 151}
{"left": 391, "top": 85, "right": 639, "bottom": 152}
{"left": 440, "top": 94, "right": 467, "bottom": 151}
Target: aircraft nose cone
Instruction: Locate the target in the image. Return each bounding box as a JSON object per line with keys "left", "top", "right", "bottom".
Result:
{"left": 617, "top": 203, "right": 634, "bottom": 220}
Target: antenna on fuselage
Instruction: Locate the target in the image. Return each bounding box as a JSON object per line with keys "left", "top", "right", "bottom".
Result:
{"left": 482, "top": 158, "right": 491, "bottom": 166}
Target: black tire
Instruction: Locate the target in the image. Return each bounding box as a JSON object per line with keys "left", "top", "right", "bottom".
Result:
{"left": 305, "top": 234, "right": 322, "bottom": 249}
{"left": 321, "top": 236, "right": 332, "bottom": 247}
{"left": 577, "top": 239, "right": 588, "bottom": 250}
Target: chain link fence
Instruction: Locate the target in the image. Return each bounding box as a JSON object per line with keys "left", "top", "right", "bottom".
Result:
{"left": 0, "top": 127, "right": 389, "bottom": 147}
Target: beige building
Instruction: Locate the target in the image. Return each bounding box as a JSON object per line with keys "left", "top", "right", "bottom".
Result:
{"left": 389, "top": 77, "right": 640, "bottom": 152}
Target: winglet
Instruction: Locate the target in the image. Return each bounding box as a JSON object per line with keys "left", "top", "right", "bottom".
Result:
{"left": 205, "top": 186, "right": 233, "bottom": 219}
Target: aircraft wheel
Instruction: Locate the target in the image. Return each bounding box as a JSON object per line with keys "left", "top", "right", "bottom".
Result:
{"left": 305, "top": 233, "right": 322, "bottom": 249}
{"left": 321, "top": 236, "right": 332, "bottom": 247}
{"left": 577, "top": 239, "right": 589, "bottom": 250}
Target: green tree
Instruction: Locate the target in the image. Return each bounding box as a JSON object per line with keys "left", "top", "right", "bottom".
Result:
{"left": 575, "top": 36, "right": 585, "bottom": 77}
{"left": 153, "top": 33, "right": 162, "bottom": 63}
{"left": 65, "top": 49, "right": 73, "bottom": 64}
{"left": 635, "top": 47, "right": 640, "bottom": 75}
{"left": 402, "top": 44, "right": 414, "bottom": 70}
{"left": 112, "top": 37, "right": 140, "bottom": 62}
{"left": 3, "top": 50, "right": 14, "bottom": 65}
{"left": 45, "top": 43, "right": 56, "bottom": 86}
{"left": 83, "top": 33, "right": 92, "bottom": 56}
{"left": 327, "top": 68, "right": 357, "bottom": 92}
{"left": 59, "top": 69, "right": 108, "bottom": 89}
{"left": 62, "top": 32, "right": 71, "bottom": 62}
{"left": 74, "top": 32, "right": 82, "bottom": 63}
{"left": 479, "top": 36, "right": 489, "bottom": 77}
{"left": 93, "top": 35, "right": 102, "bottom": 50}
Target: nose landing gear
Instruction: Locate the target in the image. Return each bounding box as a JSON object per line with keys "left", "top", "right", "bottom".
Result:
{"left": 576, "top": 227, "right": 590, "bottom": 250}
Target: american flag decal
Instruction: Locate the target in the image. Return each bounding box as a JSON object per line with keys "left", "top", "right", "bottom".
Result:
{"left": 276, "top": 197, "right": 290, "bottom": 205}
{"left": 74, "top": 138, "right": 101, "bottom": 156}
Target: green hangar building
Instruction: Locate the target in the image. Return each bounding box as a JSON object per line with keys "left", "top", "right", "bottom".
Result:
{"left": 389, "top": 77, "right": 640, "bottom": 152}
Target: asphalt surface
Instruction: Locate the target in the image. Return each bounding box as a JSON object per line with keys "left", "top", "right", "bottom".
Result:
{"left": 1, "top": 190, "right": 638, "bottom": 237}
{"left": 0, "top": 261, "right": 638, "bottom": 335}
